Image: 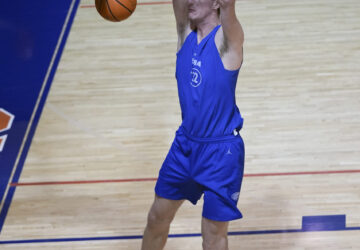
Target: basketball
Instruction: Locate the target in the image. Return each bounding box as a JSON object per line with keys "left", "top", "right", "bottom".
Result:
{"left": 95, "top": 0, "right": 137, "bottom": 22}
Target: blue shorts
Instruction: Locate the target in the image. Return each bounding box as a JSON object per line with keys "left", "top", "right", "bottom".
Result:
{"left": 155, "top": 125, "right": 245, "bottom": 221}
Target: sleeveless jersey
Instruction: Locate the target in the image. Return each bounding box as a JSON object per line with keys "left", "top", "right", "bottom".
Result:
{"left": 176, "top": 24, "right": 244, "bottom": 138}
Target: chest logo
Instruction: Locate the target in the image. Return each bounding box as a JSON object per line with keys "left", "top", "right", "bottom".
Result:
{"left": 190, "top": 68, "right": 202, "bottom": 87}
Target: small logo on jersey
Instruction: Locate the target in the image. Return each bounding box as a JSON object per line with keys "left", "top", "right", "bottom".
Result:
{"left": 190, "top": 68, "right": 202, "bottom": 87}
{"left": 226, "top": 148, "right": 232, "bottom": 155}
{"left": 192, "top": 58, "right": 201, "bottom": 67}
{"left": 231, "top": 192, "right": 240, "bottom": 201}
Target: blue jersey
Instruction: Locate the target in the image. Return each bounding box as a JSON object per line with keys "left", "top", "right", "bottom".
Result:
{"left": 176, "top": 24, "right": 244, "bottom": 138}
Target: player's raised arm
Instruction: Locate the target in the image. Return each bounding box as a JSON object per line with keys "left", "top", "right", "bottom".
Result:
{"left": 173, "top": 0, "right": 192, "bottom": 51}
{"left": 217, "top": 0, "right": 244, "bottom": 67}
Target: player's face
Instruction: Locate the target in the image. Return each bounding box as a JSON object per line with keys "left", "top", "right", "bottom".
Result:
{"left": 188, "top": 0, "right": 217, "bottom": 22}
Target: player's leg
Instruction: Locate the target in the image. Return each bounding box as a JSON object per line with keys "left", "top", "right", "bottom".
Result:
{"left": 201, "top": 217, "right": 229, "bottom": 250}
{"left": 141, "top": 194, "right": 184, "bottom": 250}
{"left": 196, "top": 135, "right": 245, "bottom": 249}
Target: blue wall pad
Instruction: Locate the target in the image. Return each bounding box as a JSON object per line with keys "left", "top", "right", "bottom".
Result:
{"left": 302, "top": 214, "right": 346, "bottom": 231}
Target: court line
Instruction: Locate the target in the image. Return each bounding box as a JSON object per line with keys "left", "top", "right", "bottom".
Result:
{"left": 0, "top": 226, "right": 359, "bottom": 245}
{"left": 10, "top": 169, "right": 360, "bottom": 187}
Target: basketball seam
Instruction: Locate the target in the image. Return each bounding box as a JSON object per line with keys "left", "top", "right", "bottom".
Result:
{"left": 114, "top": 0, "right": 133, "bottom": 13}
{"left": 105, "top": 0, "right": 120, "bottom": 21}
{"left": 98, "top": 0, "right": 106, "bottom": 14}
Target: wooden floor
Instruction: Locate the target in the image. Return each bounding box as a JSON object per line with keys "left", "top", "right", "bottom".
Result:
{"left": 1, "top": 0, "right": 360, "bottom": 249}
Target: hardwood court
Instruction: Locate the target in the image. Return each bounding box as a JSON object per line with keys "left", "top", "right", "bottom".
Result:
{"left": 1, "top": 0, "right": 359, "bottom": 249}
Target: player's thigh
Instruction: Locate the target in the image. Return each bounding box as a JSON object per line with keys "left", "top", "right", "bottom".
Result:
{"left": 147, "top": 194, "right": 185, "bottom": 224}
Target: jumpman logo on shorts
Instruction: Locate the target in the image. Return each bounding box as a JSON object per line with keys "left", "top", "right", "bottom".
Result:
{"left": 226, "top": 148, "right": 232, "bottom": 155}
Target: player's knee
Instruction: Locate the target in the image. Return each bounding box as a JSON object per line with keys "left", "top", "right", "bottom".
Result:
{"left": 202, "top": 225, "right": 227, "bottom": 241}
{"left": 147, "top": 207, "right": 173, "bottom": 229}
{"left": 202, "top": 218, "right": 229, "bottom": 250}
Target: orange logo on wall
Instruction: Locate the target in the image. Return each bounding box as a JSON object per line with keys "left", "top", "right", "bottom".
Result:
{"left": 0, "top": 108, "right": 15, "bottom": 152}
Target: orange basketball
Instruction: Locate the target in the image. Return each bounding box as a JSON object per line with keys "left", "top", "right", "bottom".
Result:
{"left": 95, "top": 0, "right": 137, "bottom": 22}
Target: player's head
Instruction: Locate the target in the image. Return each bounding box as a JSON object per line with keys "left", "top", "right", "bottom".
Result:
{"left": 188, "top": 0, "right": 220, "bottom": 23}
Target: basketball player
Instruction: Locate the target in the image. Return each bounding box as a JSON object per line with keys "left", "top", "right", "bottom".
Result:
{"left": 141, "top": 0, "right": 244, "bottom": 249}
